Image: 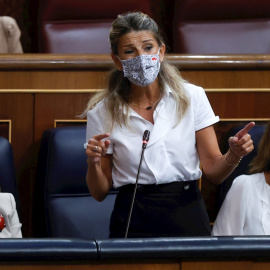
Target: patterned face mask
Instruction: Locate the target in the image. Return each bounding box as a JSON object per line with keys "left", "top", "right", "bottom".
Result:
{"left": 118, "top": 49, "right": 160, "bottom": 87}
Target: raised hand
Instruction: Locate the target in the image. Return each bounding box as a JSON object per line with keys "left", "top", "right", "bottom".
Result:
{"left": 85, "top": 133, "right": 111, "bottom": 164}
{"left": 228, "top": 122, "right": 255, "bottom": 158}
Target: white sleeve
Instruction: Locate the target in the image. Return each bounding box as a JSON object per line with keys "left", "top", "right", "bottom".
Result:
{"left": 86, "top": 109, "right": 104, "bottom": 143}
{"left": 85, "top": 107, "right": 113, "bottom": 154}
{"left": 186, "top": 84, "right": 219, "bottom": 131}
{"left": 212, "top": 176, "right": 249, "bottom": 236}
{"left": 9, "top": 194, "right": 22, "bottom": 238}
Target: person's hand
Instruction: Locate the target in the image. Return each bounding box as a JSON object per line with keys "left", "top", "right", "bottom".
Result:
{"left": 228, "top": 122, "right": 255, "bottom": 159}
{"left": 86, "top": 133, "right": 111, "bottom": 164}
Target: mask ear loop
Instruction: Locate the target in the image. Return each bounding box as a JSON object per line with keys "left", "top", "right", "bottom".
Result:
{"left": 116, "top": 54, "right": 122, "bottom": 61}
{"left": 156, "top": 48, "right": 162, "bottom": 64}
{"left": 115, "top": 54, "right": 128, "bottom": 76}
{"left": 155, "top": 47, "right": 162, "bottom": 63}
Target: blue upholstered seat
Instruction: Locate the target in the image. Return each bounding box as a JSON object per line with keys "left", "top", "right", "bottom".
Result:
{"left": 34, "top": 125, "right": 117, "bottom": 239}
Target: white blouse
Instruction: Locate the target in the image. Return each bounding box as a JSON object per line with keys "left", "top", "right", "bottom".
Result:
{"left": 86, "top": 83, "right": 219, "bottom": 188}
{"left": 212, "top": 172, "right": 270, "bottom": 236}
{"left": 0, "top": 193, "right": 22, "bottom": 238}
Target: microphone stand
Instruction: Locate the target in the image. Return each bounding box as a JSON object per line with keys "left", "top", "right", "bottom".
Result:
{"left": 124, "top": 130, "right": 150, "bottom": 238}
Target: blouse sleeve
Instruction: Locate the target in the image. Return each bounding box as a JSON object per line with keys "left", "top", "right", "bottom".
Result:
{"left": 86, "top": 109, "right": 104, "bottom": 143}
{"left": 187, "top": 84, "right": 219, "bottom": 131}
{"left": 212, "top": 175, "right": 249, "bottom": 236}
{"left": 85, "top": 106, "right": 113, "bottom": 154}
{"left": 9, "top": 194, "right": 22, "bottom": 238}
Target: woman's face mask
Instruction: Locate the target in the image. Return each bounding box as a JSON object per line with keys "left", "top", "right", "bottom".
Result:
{"left": 118, "top": 49, "right": 160, "bottom": 87}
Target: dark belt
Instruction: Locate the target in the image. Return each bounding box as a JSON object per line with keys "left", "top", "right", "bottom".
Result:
{"left": 119, "top": 180, "right": 198, "bottom": 193}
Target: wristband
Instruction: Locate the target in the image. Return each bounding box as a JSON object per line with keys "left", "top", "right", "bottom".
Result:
{"left": 224, "top": 149, "right": 242, "bottom": 167}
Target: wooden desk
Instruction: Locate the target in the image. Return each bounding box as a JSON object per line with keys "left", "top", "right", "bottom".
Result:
{"left": 0, "top": 54, "right": 269, "bottom": 237}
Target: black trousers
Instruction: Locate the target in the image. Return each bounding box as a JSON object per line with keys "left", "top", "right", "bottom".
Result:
{"left": 109, "top": 181, "right": 211, "bottom": 238}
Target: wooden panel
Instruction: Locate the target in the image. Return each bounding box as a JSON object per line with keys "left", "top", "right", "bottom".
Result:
{"left": 34, "top": 93, "right": 91, "bottom": 140}
{"left": 206, "top": 91, "right": 270, "bottom": 118}
{"left": 0, "top": 71, "right": 108, "bottom": 89}
{"left": 182, "top": 70, "right": 270, "bottom": 88}
{"left": 182, "top": 261, "right": 270, "bottom": 270}
{"left": 1, "top": 261, "right": 270, "bottom": 270}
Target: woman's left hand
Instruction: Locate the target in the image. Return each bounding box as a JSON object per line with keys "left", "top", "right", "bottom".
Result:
{"left": 228, "top": 122, "right": 255, "bottom": 158}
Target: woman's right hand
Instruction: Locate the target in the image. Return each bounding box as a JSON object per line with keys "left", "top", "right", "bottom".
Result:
{"left": 85, "top": 133, "right": 111, "bottom": 164}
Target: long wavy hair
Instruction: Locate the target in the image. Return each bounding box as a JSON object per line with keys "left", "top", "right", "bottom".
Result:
{"left": 249, "top": 121, "right": 270, "bottom": 174}
{"left": 81, "top": 12, "right": 190, "bottom": 131}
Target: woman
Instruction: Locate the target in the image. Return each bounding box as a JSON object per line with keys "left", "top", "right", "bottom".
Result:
{"left": 212, "top": 121, "right": 270, "bottom": 236}
{"left": 83, "top": 12, "right": 254, "bottom": 238}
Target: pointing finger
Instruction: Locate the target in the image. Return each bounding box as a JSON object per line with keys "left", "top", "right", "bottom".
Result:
{"left": 92, "top": 133, "right": 110, "bottom": 142}
{"left": 235, "top": 122, "right": 255, "bottom": 140}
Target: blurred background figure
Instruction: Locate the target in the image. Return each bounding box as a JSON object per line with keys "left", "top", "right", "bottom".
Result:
{"left": 0, "top": 16, "right": 23, "bottom": 53}
{"left": 212, "top": 120, "right": 270, "bottom": 236}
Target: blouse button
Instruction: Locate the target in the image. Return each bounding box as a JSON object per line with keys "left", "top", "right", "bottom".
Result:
{"left": 184, "top": 184, "right": 189, "bottom": 190}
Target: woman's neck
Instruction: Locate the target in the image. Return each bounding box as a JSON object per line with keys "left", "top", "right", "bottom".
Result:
{"left": 129, "top": 81, "right": 161, "bottom": 105}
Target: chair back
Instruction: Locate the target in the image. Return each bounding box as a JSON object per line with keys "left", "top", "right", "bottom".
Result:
{"left": 173, "top": 0, "right": 270, "bottom": 54}
{"left": 38, "top": 0, "right": 156, "bottom": 53}
{"left": 34, "top": 125, "right": 117, "bottom": 239}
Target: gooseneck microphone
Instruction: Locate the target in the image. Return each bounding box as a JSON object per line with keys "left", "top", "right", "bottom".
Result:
{"left": 124, "top": 130, "right": 150, "bottom": 238}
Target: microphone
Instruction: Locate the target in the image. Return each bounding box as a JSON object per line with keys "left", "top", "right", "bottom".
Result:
{"left": 142, "top": 130, "right": 150, "bottom": 149}
{"left": 124, "top": 130, "right": 150, "bottom": 238}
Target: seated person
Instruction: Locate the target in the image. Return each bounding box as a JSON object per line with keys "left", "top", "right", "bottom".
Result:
{"left": 0, "top": 192, "right": 22, "bottom": 238}
{"left": 212, "top": 121, "right": 270, "bottom": 235}
{"left": 0, "top": 16, "right": 23, "bottom": 53}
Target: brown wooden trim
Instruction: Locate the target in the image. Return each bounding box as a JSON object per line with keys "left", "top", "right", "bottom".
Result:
{"left": 0, "top": 120, "right": 11, "bottom": 142}
{"left": 206, "top": 88, "right": 270, "bottom": 92}
{"left": 0, "top": 88, "right": 269, "bottom": 94}
{"left": 168, "top": 54, "right": 270, "bottom": 70}
{"left": 220, "top": 118, "right": 270, "bottom": 121}
{"left": 1, "top": 54, "right": 270, "bottom": 70}
{"left": 0, "top": 89, "right": 102, "bottom": 93}
{"left": 54, "top": 119, "right": 87, "bottom": 128}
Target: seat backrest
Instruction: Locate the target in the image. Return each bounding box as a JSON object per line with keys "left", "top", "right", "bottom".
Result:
{"left": 173, "top": 0, "right": 270, "bottom": 54}
{"left": 34, "top": 125, "right": 117, "bottom": 239}
{"left": 0, "top": 137, "right": 20, "bottom": 207}
{"left": 218, "top": 123, "right": 266, "bottom": 208}
{"left": 38, "top": 0, "right": 157, "bottom": 53}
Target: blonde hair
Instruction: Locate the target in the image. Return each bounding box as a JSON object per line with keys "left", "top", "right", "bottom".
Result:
{"left": 81, "top": 12, "right": 189, "bottom": 130}
{"left": 249, "top": 121, "right": 270, "bottom": 174}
